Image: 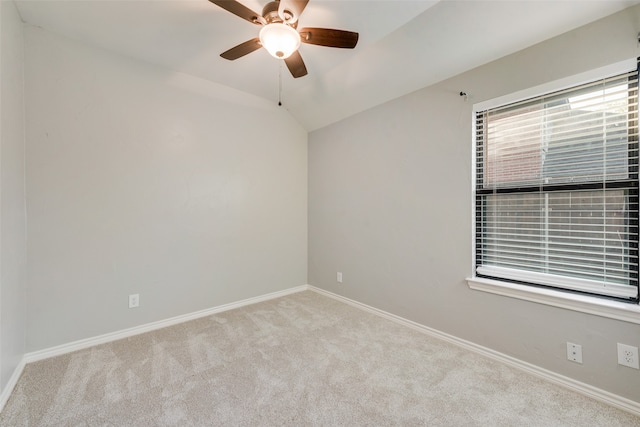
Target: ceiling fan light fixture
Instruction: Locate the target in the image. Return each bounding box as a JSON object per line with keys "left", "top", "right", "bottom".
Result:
{"left": 259, "top": 23, "right": 301, "bottom": 59}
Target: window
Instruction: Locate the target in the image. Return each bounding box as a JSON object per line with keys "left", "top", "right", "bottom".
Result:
{"left": 474, "top": 61, "right": 639, "bottom": 303}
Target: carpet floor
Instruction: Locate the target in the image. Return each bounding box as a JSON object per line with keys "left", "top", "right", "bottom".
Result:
{"left": 1, "top": 290, "right": 639, "bottom": 426}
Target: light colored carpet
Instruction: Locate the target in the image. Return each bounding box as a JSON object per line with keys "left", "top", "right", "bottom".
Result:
{"left": 1, "top": 291, "right": 639, "bottom": 426}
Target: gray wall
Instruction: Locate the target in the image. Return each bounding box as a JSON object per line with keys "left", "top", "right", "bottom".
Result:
{"left": 24, "top": 27, "right": 308, "bottom": 351}
{"left": 308, "top": 6, "right": 640, "bottom": 401}
{"left": 0, "top": 0, "right": 27, "bottom": 391}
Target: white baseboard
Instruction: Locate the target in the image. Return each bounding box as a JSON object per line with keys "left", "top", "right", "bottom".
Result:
{"left": 307, "top": 285, "right": 640, "bottom": 417}
{"left": 7, "top": 284, "right": 639, "bottom": 417}
{"left": 1, "top": 285, "right": 308, "bottom": 414}
{"left": 24, "top": 285, "right": 309, "bottom": 364}
{"left": 0, "top": 356, "right": 26, "bottom": 413}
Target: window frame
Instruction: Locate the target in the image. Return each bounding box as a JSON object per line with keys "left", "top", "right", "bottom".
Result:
{"left": 468, "top": 58, "right": 640, "bottom": 322}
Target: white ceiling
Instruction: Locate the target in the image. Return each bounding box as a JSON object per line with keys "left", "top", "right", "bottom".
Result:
{"left": 14, "top": 0, "right": 640, "bottom": 131}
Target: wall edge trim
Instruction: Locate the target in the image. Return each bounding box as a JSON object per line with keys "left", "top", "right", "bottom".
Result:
{"left": 307, "top": 285, "right": 640, "bottom": 416}
{"left": 23, "top": 285, "right": 310, "bottom": 364}
{"left": 0, "top": 356, "right": 27, "bottom": 413}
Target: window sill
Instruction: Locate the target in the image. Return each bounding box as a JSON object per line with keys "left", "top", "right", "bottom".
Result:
{"left": 466, "top": 277, "right": 640, "bottom": 325}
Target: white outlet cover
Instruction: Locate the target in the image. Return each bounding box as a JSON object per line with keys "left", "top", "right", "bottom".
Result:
{"left": 129, "top": 294, "right": 140, "bottom": 308}
{"left": 566, "top": 342, "right": 583, "bottom": 364}
{"left": 617, "top": 343, "right": 639, "bottom": 369}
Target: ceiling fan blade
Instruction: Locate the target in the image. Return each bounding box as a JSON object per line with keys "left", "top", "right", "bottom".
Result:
{"left": 299, "top": 28, "right": 359, "bottom": 49}
{"left": 284, "top": 50, "right": 308, "bottom": 78}
{"left": 278, "top": 0, "right": 309, "bottom": 24}
{"left": 220, "top": 38, "right": 262, "bottom": 60}
{"left": 208, "top": 0, "right": 265, "bottom": 25}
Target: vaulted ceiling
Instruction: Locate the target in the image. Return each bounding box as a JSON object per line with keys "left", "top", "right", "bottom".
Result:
{"left": 14, "top": 0, "right": 640, "bottom": 131}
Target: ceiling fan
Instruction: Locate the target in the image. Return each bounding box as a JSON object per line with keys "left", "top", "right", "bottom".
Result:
{"left": 209, "top": 0, "right": 359, "bottom": 78}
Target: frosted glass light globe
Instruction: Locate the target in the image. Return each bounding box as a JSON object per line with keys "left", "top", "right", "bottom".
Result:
{"left": 259, "top": 23, "right": 301, "bottom": 59}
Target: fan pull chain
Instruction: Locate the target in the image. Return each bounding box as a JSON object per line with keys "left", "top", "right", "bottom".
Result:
{"left": 278, "top": 62, "right": 283, "bottom": 106}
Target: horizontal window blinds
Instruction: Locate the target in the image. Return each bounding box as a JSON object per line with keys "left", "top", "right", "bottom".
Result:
{"left": 475, "top": 67, "right": 639, "bottom": 300}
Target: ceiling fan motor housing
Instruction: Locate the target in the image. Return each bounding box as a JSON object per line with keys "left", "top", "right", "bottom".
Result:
{"left": 262, "top": 1, "right": 296, "bottom": 27}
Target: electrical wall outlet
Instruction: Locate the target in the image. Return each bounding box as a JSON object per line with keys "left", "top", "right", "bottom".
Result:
{"left": 567, "top": 342, "right": 583, "bottom": 364}
{"left": 128, "top": 294, "right": 139, "bottom": 309}
{"left": 337, "top": 272, "right": 343, "bottom": 283}
{"left": 617, "top": 343, "right": 639, "bottom": 369}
